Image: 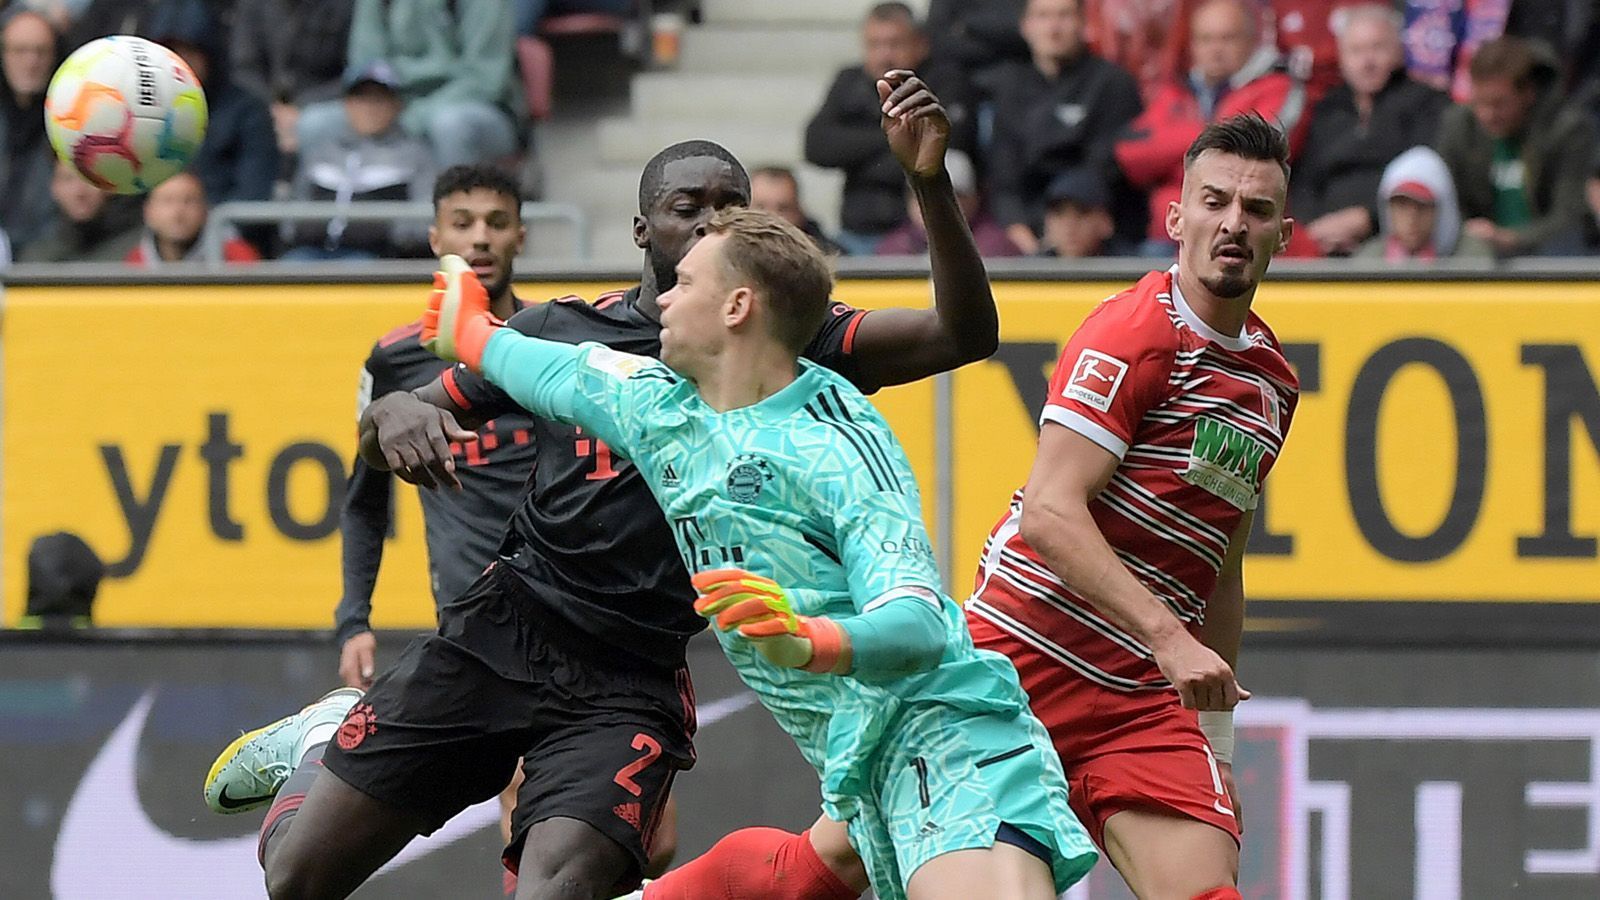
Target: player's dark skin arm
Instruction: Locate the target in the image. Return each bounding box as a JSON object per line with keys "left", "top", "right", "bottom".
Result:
{"left": 357, "top": 381, "right": 479, "bottom": 488}
{"left": 364, "top": 72, "right": 996, "bottom": 485}
{"left": 846, "top": 70, "right": 1000, "bottom": 389}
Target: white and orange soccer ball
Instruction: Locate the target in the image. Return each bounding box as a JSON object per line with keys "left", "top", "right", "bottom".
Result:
{"left": 44, "top": 36, "right": 208, "bottom": 195}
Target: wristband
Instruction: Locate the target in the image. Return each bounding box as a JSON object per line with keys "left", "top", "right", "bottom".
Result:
{"left": 1199, "top": 710, "right": 1234, "bottom": 764}
{"left": 799, "top": 617, "right": 849, "bottom": 675}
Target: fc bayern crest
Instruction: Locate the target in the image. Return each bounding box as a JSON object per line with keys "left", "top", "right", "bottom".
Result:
{"left": 725, "top": 454, "right": 773, "bottom": 503}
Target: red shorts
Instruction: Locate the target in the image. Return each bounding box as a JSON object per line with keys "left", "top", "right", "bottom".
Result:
{"left": 968, "top": 613, "right": 1240, "bottom": 848}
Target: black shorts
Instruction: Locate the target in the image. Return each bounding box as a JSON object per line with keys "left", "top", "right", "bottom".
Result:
{"left": 321, "top": 563, "right": 695, "bottom": 886}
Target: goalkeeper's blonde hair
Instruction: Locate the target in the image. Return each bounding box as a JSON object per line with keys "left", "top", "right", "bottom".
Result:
{"left": 702, "top": 208, "right": 833, "bottom": 354}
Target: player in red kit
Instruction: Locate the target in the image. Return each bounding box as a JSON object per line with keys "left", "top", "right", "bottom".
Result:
{"left": 965, "top": 112, "right": 1298, "bottom": 899}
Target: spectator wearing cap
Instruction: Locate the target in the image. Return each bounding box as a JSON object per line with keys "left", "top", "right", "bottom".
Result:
{"left": 299, "top": 0, "right": 521, "bottom": 171}
{"left": 750, "top": 166, "right": 843, "bottom": 256}
{"left": 876, "top": 150, "right": 1020, "bottom": 257}
{"left": 988, "top": 0, "right": 1142, "bottom": 255}
{"left": 143, "top": 0, "right": 280, "bottom": 205}
{"left": 126, "top": 170, "right": 260, "bottom": 265}
{"left": 1436, "top": 35, "right": 1597, "bottom": 257}
{"left": 284, "top": 60, "right": 435, "bottom": 261}
{"left": 1, "top": 9, "right": 62, "bottom": 256}
{"left": 1114, "top": 0, "right": 1309, "bottom": 250}
{"left": 1355, "top": 145, "right": 1490, "bottom": 261}
{"left": 229, "top": 0, "right": 356, "bottom": 166}
{"left": 805, "top": 2, "right": 976, "bottom": 256}
{"left": 1292, "top": 3, "right": 1450, "bottom": 257}
{"left": 1037, "top": 166, "right": 1135, "bottom": 257}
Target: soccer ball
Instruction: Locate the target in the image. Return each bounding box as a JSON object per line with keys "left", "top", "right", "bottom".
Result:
{"left": 44, "top": 36, "right": 208, "bottom": 195}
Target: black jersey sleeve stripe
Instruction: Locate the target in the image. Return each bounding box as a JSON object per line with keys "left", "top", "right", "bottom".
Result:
{"left": 820, "top": 387, "right": 904, "bottom": 494}
{"left": 806, "top": 392, "right": 902, "bottom": 494}
{"left": 804, "top": 401, "right": 890, "bottom": 493}
{"left": 802, "top": 532, "right": 842, "bottom": 564}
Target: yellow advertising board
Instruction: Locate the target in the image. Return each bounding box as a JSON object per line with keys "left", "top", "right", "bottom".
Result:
{"left": 4, "top": 277, "right": 1598, "bottom": 629}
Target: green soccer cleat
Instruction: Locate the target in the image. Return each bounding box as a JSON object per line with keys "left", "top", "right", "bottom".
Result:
{"left": 202, "top": 687, "right": 363, "bottom": 814}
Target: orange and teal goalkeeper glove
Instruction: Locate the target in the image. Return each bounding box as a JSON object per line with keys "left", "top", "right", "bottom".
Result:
{"left": 691, "top": 569, "right": 850, "bottom": 674}
{"left": 420, "top": 254, "right": 503, "bottom": 373}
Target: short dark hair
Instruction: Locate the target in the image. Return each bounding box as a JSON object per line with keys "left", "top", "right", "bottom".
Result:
{"left": 702, "top": 208, "right": 832, "bottom": 354}
{"left": 1469, "top": 36, "right": 1537, "bottom": 89}
{"left": 1183, "top": 112, "right": 1291, "bottom": 182}
{"left": 867, "top": 2, "right": 915, "bottom": 24}
{"left": 432, "top": 165, "right": 522, "bottom": 217}
{"left": 638, "top": 141, "right": 750, "bottom": 213}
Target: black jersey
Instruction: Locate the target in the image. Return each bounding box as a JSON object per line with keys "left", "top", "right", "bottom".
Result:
{"left": 335, "top": 305, "right": 540, "bottom": 644}
{"left": 447, "top": 287, "right": 874, "bottom": 668}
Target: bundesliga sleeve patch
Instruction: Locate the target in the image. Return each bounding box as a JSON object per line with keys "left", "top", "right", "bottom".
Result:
{"left": 584, "top": 346, "right": 654, "bottom": 380}
{"left": 1064, "top": 349, "right": 1129, "bottom": 412}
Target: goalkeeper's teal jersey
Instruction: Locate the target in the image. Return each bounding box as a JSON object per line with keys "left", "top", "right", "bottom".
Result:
{"left": 480, "top": 333, "right": 1035, "bottom": 820}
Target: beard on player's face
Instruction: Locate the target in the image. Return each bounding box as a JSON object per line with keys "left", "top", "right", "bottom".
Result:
{"left": 1200, "top": 270, "right": 1254, "bottom": 299}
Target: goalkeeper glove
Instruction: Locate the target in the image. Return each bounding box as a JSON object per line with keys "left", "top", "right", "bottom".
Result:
{"left": 691, "top": 569, "right": 849, "bottom": 674}
{"left": 420, "top": 254, "right": 503, "bottom": 373}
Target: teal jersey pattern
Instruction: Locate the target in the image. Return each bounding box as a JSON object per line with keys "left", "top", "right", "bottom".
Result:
{"left": 478, "top": 333, "right": 1037, "bottom": 813}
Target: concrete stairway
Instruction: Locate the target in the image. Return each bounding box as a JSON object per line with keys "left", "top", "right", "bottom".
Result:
{"left": 541, "top": 0, "right": 929, "bottom": 266}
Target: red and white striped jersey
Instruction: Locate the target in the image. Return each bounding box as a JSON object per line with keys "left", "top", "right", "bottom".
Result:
{"left": 968, "top": 268, "right": 1298, "bottom": 692}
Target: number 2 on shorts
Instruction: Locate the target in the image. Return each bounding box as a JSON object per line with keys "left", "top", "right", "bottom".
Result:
{"left": 614, "top": 733, "right": 663, "bottom": 797}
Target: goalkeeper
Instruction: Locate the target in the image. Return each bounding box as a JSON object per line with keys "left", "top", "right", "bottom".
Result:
{"left": 422, "top": 208, "right": 1097, "bottom": 899}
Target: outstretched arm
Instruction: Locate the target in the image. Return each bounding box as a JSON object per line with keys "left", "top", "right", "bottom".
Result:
{"left": 846, "top": 70, "right": 999, "bottom": 388}
{"left": 423, "top": 258, "right": 651, "bottom": 455}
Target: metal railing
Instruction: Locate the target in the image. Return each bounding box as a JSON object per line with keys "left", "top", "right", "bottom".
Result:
{"left": 201, "top": 200, "right": 591, "bottom": 268}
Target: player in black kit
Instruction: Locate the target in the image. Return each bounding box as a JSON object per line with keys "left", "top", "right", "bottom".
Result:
{"left": 334, "top": 165, "right": 608, "bottom": 892}
{"left": 205, "top": 72, "right": 987, "bottom": 900}
{"left": 335, "top": 165, "right": 536, "bottom": 687}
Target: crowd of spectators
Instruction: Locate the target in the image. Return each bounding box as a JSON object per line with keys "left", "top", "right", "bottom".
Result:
{"left": 802, "top": 0, "right": 1600, "bottom": 261}
{"left": 4, "top": 0, "right": 1600, "bottom": 264}
{"left": 0, "top": 0, "right": 528, "bottom": 264}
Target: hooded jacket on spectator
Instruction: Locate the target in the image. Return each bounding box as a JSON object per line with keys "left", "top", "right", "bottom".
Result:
{"left": 1434, "top": 40, "right": 1597, "bottom": 256}
{"left": 1291, "top": 67, "right": 1450, "bottom": 230}
{"left": 1115, "top": 43, "right": 1308, "bottom": 240}
{"left": 1355, "top": 145, "right": 1490, "bottom": 260}
{"left": 231, "top": 0, "right": 356, "bottom": 107}
{"left": 144, "top": 0, "right": 280, "bottom": 203}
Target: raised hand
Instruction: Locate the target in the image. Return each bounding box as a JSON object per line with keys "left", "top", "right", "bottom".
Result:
{"left": 878, "top": 69, "right": 951, "bottom": 180}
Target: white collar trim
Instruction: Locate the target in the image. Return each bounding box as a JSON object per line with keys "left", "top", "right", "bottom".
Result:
{"left": 1167, "top": 266, "right": 1252, "bottom": 352}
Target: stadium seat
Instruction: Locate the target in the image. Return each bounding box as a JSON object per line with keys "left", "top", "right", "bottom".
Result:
{"left": 517, "top": 13, "right": 631, "bottom": 122}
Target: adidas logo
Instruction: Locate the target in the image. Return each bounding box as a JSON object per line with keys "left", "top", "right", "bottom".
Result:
{"left": 613, "top": 801, "right": 642, "bottom": 830}
{"left": 916, "top": 820, "right": 942, "bottom": 840}
{"left": 662, "top": 464, "right": 680, "bottom": 486}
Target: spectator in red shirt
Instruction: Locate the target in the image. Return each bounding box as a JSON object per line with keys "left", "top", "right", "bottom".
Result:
{"left": 126, "top": 171, "right": 260, "bottom": 266}
{"left": 1114, "top": 0, "right": 1309, "bottom": 249}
